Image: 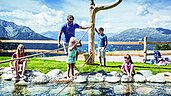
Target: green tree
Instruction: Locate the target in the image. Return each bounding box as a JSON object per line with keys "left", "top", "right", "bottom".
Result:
{"left": 153, "top": 44, "right": 161, "bottom": 50}
{"left": 153, "top": 44, "right": 171, "bottom": 50}
{"left": 161, "top": 44, "right": 171, "bottom": 50}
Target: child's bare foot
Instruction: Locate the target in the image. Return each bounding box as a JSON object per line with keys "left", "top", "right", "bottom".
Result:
{"left": 67, "top": 76, "right": 70, "bottom": 79}
{"left": 21, "top": 75, "right": 26, "bottom": 80}
{"left": 71, "top": 76, "right": 77, "bottom": 79}
{"left": 128, "top": 74, "right": 132, "bottom": 78}
{"left": 67, "top": 76, "right": 72, "bottom": 81}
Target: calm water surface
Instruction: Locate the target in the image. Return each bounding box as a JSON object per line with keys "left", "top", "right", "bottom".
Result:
{"left": 0, "top": 79, "right": 171, "bottom": 95}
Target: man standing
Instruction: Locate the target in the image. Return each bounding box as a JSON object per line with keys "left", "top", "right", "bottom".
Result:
{"left": 58, "top": 15, "right": 90, "bottom": 54}
{"left": 95, "top": 27, "right": 108, "bottom": 66}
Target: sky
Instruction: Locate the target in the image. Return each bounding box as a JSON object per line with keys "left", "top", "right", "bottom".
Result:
{"left": 0, "top": 0, "right": 171, "bottom": 33}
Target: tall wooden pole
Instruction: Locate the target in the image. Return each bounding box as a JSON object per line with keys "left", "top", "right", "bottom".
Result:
{"left": 88, "top": 1, "right": 96, "bottom": 64}
{"left": 88, "top": 0, "right": 122, "bottom": 64}
{"left": 143, "top": 37, "right": 147, "bottom": 63}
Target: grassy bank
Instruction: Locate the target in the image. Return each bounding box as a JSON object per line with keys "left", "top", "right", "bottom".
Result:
{"left": 0, "top": 56, "right": 171, "bottom": 74}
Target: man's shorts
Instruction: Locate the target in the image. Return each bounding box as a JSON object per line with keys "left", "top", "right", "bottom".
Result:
{"left": 63, "top": 42, "right": 69, "bottom": 54}
{"left": 98, "top": 47, "right": 105, "bottom": 58}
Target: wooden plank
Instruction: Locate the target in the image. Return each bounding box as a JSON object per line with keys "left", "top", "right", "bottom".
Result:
{"left": 107, "top": 42, "right": 144, "bottom": 45}
{"left": 0, "top": 40, "right": 59, "bottom": 44}
{"left": 1, "top": 49, "right": 65, "bottom": 54}
{"left": 0, "top": 40, "right": 90, "bottom": 44}
{"left": 148, "top": 42, "right": 171, "bottom": 44}
{"left": 0, "top": 40, "right": 144, "bottom": 45}
{"left": 1, "top": 40, "right": 171, "bottom": 45}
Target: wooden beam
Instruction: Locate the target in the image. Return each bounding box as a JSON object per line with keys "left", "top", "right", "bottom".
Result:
{"left": 107, "top": 42, "right": 144, "bottom": 45}
{"left": 148, "top": 42, "right": 171, "bottom": 44}
{"left": 1, "top": 49, "right": 65, "bottom": 54}
{"left": 0, "top": 40, "right": 87, "bottom": 44}
{"left": 0, "top": 40, "right": 59, "bottom": 44}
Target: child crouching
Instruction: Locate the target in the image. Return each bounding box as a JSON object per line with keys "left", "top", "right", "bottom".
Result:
{"left": 121, "top": 54, "right": 135, "bottom": 77}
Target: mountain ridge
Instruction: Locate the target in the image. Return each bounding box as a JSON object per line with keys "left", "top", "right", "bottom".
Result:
{"left": 0, "top": 19, "right": 52, "bottom": 40}
{"left": 41, "top": 27, "right": 171, "bottom": 42}
{"left": 1, "top": 19, "right": 171, "bottom": 52}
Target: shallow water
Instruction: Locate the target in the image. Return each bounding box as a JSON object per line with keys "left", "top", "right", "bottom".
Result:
{"left": 0, "top": 79, "right": 171, "bottom": 95}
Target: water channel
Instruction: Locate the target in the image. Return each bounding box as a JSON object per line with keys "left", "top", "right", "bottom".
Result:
{"left": 1, "top": 79, "right": 171, "bottom": 95}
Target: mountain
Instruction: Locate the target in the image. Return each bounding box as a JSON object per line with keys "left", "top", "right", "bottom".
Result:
{"left": 108, "top": 27, "right": 171, "bottom": 41}
{"left": 41, "top": 27, "right": 171, "bottom": 42}
{"left": 0, "top": 19, "right": 52, "bottom": 40}
{"left": 41, "top": 31, "right": 115, "bottom": 41}
{"left": 41, "top": 31, "right": 58, "bottom": 40}
{"left": 41, "top": 31, "right": 89, "bottom": 41}
{"left": 0, "top": 19, "right": 56, "bottom": 51}
{"left": 2, "top": 18, "right": 171, "bottom": 52}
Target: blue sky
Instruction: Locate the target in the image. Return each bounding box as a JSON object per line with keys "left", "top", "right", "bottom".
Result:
{"left": 0, "top": 0, "right": 171, "bottom": 33}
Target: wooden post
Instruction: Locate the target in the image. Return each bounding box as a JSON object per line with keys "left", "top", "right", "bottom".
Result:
{"left": 88, "top": 0, "right": 122, "bottom": 64}
{"left": 143, "top": 37, "right": 147, "bottom": 63}
{"left": 88, "top": 1, "right": 96, "bottom": 64}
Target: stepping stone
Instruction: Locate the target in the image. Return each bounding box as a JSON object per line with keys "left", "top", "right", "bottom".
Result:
{"left": 73, "top": 76, "right": 87, "bottom": 83}
{"left": 52, "top": 78, "right": 72, "bottom": 83}
{"left": 15, "top": 80, "right": 28, "bottom": 86}
{"left": 1, "top": 73, "right": 14, "bottom": 81}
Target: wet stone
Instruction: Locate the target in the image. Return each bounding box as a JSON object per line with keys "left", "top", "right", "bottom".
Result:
{"left": 26, "top": 87, "right": 49, "bottom": 95}
{"left": 15, "top": 80, "right": 28, "bottom": 86}
{"left": 49, "top": 86, "right": 76, "bottom": 95}
{"left": 136, "top": 87, "right": 153, "bottom": 95}
{"left": 113, "top": 85, "right": 128, "bottom": 95}
{"left": 81, "top": 89, "right": 102, "bottom": 95}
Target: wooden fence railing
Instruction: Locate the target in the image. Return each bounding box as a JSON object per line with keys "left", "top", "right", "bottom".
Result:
{"left": 1, "top": 37, "right": 171, "bottom": 62}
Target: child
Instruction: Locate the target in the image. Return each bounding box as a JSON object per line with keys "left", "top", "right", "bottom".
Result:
{"left": 67, "top": 37, "right": 82, "bottom": 79}
{"left": 9, "top": 44, "right": 29, "bottom": 80}
{"left": 156, "top": 58, "right": 168, "bottom": 66}
{"left": 121, "top": 54, "right": 135, "bottom": 77}
{"left": 95, "top": 27, "right": 108, "bottom": 66}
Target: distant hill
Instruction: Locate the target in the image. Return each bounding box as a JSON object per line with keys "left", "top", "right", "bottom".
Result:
{"left": 0, "top": 19, "right": 55, "bottom": 51}
{"left": 108, "top": 27, "right": 171, "bottom": 41}
{"left": 41, "top": 27, "right": 171, "bottom": 42}
{"left": 0, "top": 19, "right": 52, "bottom": 40}
{"left": 40, "top": 31, "right": 58, "bottom": 40}
{"left": 41, "top": 31, "right": 115, "bottom": 41}
{"left": 1, "top": 19, "right": 171, "bottom": 52}
{"left": 40, "top": 31, "right": 89, "bottom": 41}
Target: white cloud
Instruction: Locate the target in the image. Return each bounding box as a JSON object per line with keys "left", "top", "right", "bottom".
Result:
{"left": 148, "top": 16, "right": 171, "bottom": 29}
{"left": 0, "top": 0, "right": 43, "bottom": 12}
{"left": 1, "top": 0, "right": 171, "bottom": 34}
{"left": 62, "top": 0, "right": 89, "bottom": 18}
{"left": 0, "top": 5, "right": 65, "bottom": 33}
{"left": 136, "top": 6, "right": 151, "bottom": 16}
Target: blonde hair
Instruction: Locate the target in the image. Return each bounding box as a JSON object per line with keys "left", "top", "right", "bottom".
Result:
{"left": 16, "top": 44, "right": 25, "bottom": 58}
{"left": 69, "top": 37, "right": 77, "bottom": 46}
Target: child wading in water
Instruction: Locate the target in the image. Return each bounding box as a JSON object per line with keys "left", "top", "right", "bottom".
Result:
{"left": 67, "top": 37, "right": 82, "bottom": 79}
{"left": 121, "top": 54, "right": 135, "bottom": 77}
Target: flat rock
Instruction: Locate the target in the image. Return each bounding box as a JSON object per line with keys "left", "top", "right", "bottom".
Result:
{"left": 134, "top": 74, "right": 146, "bottom": 83}
{"left": 52, "top": 78, "right": 72, "bottom": 83}
{"left": 105, "top": 76, "right": 120, "bottom": 83}
{"left": 73, "top": 76, "right": 87, "bottom": 83}
{"left": 1, "top": 73, "right": 14, "bottom": 81}
{"left": 136, "top": 87, "right": 153, "bottom": 95}
{"left": 121, "top": 75, "right": 133, "bottom": 83}
{"left": 15, "top": 80, "right": 28, "bottom": 86}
